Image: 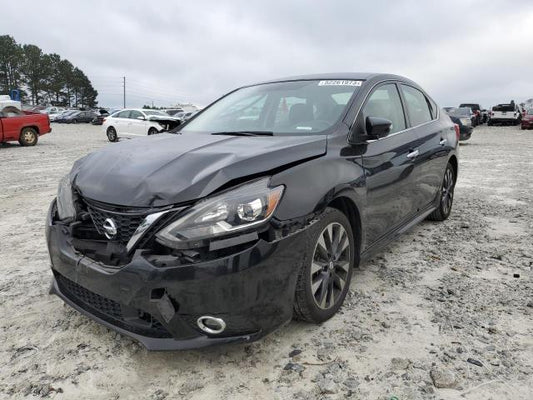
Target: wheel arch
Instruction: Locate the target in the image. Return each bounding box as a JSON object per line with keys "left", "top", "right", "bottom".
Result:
{"left": 326, "top": 196, "right": 362, "bottom": 260}
{"left": 448, "top": 154, "right": 458, "bottom": 179}
{"left": 21, "top": 125, "right": 39, "bottom": 135}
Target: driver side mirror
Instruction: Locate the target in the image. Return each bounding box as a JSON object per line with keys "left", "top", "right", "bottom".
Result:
{"left": 365, "top": 116, "right": 392, "bottom": 139}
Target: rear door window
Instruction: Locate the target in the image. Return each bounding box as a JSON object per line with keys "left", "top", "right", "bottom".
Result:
{"left": 116, "top": 110, "right": 131, "bottom": 118}
{"left": 400, "top": 85, "right": 433, "bottom": 126}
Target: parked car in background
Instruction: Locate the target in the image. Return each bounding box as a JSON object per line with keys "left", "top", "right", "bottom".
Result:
{"left": 181, "top": 110, "right": 198, "bottom": 121}
{"left": 52, "top": 110, "right": 77, "bottom": 122}
{"left": 521, "top": 108, "right": 533, "bottom": 130}
{"left": 449, "top": 107, "right": 475, "bottom": 127}
{"left": 60, "top": 110, "right": 97, "bottom": 124}
{"left": 1, "top": 106, "right": 51, "bottom": 146}
{"left": 459, "top": 103, "right": 482, "bottom": 125}
{"left": 47, "top": 73, "right": 459, "bottom": 350}
{"left": 488, "top": 102, "right": 522, "bottom": 126}
{"left": 0, "top": 94, "right": 21, "bottom": 110}
{"left": 445, "top": 108, "right": 473, "bottom": 141}
{"left": 42, "top": 106, "right": 65, "bottom": 115}
{"left": 103, "top": 108, "right": 181, "bottom": 142}
{"left": 91, "top": 109, "right": 112, "bottom": 125}
{"left": 43, "top": 107, "right": 66, "bottom": 121}
{"left": 164, "top": 108, "right": 184, "bottom": 116}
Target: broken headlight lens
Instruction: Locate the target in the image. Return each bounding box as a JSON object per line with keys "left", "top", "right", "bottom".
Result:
{"left": 156, "top": 178, "right": 284, "bottom": 246}
{"left": 56, "top": 174, "right": 76, "bottom": 220}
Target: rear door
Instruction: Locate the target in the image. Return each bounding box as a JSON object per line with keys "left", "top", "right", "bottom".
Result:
{"left": 113, "top": 110, "right": 131, "bottom": 134}
{"left": 359, "top": 82, "right": 420, "bottom": 245}
{"left": 399, "top": 84, "right": 449, "bottom": 209}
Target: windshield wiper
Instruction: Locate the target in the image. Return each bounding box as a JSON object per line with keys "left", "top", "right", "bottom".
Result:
{"left": 211, "top": 131, "right": 273, "bottom": 136}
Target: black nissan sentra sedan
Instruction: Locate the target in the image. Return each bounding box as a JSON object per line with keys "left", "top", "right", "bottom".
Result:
{"left": 46, "top": 73, "right": 459, "bottom": 350}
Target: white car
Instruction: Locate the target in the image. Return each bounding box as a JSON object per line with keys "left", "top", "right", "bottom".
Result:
{"left": 488, "top": 102, "right": 522, "bottom": 126}
{"left": 102, "top": 109, "right": 181, "bottom": 142}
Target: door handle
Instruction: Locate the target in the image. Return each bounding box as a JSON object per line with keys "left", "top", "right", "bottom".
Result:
{"left": 407, "top": 149, "right": 419, "bottom": 159}
{"left": 439, "top": 138, "right": 447, "bottom": 146}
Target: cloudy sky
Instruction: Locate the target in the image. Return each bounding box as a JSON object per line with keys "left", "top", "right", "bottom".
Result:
{"left": 2, "top": 1, "right": 533, "bottom": 109}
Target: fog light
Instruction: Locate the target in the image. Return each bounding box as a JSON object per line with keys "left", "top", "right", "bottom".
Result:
{"left": 197, "top": 316, "right": 226, "bottom": 334}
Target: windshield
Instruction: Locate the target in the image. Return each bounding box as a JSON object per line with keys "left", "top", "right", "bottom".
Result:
{"left": 180, "top": 79, "right": 361, "bottom": 135}
{"left": 143, "top": 110, "right": 168, "bottom": 116}
{"left": 526, "top": 108, "right": 533, "bottom": 115}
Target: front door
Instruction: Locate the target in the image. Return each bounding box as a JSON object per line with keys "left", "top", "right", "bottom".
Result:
{"left": 127, "top": 110, "right": 146, "bottom": 135}
{"left": 357, "top": 83, "right": 421, "bottom": 246}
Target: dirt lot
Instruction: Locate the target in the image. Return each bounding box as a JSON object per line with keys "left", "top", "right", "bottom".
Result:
{"left": 0, "top": 123, "right": 532, "bottom": 399}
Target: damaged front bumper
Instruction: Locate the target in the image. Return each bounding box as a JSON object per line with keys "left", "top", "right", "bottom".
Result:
{"left": 45, "top": 199, "right": 309, "bottom": 350}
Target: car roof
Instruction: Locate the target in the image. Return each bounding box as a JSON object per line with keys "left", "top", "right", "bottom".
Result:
{"left": 119, "top": 108, "right": 166, "bottom": 113}
{"left": 255, "top": 72, "right": 417, "bottom": 86}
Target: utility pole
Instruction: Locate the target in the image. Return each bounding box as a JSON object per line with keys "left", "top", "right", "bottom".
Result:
{"left": 123, "top": 76, "right": 126, "bottom": 108}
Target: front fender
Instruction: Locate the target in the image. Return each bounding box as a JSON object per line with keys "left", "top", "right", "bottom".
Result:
{"left": 270, "top": 141, "right": 366, "bottom": 243}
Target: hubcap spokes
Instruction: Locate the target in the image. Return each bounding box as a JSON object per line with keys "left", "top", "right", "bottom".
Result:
{"left": 311, "top": 222, "right": 350, "bottom": 310}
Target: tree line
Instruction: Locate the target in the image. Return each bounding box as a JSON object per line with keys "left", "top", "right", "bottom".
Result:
{"left": 0, "top": 35, "right": 98, "bottom": 107}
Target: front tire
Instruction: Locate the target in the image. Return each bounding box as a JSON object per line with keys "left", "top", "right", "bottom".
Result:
{"left": 293, "top": 207, "right": 355, "bottom": 323}
{"left": 148, "top": 127, "right": 159, "bottom": 136}
{"left": 428, "top": 162, "right": 456, "bottom": 221}
{"left": 106, "top": 127, "right": 118, "bottom": 142}
{"left": 19, "top": 127, "right": 38, "bottom": 146}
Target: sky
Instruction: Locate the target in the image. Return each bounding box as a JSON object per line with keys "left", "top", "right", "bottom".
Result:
{"left": 2, "top": 0, "right": 533, "bottom": 109}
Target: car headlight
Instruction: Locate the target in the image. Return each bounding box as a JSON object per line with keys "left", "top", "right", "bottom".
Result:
{"left": 56, "top": 174, "right": 76, "bottom": 220}
{"left": 156, "top": 178, "right": 284, "bottom": 248}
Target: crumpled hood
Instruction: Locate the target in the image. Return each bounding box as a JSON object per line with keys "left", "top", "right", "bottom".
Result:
{"left": 71, "top": 132, "right": 327, "bottom": 207}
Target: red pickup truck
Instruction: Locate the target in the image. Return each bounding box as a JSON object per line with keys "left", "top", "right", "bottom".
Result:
{"left": 0, "top": 107, "right": 51, "bottom": 146}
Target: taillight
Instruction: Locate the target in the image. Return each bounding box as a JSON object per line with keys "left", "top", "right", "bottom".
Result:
{"left": 454, "top": 124, "right": 460, "bottom": 141}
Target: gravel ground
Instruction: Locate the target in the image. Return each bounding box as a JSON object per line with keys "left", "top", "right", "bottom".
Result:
{"left": 0, "top": 123, "right": 532, "bottom": 399}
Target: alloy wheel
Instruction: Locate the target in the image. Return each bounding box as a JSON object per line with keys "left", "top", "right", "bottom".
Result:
{"left": 310, "top": 222, "right": 351, "bottom": 310}
{"left": 441, "top": 168, "right": 454, "bottom": 215}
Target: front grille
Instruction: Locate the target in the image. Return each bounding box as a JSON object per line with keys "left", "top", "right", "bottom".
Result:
{"left": 87, "top": 205, "right": 146, "bottom": 244}
{"left": 56, "top": 273, "right": 172, "bottom": 338}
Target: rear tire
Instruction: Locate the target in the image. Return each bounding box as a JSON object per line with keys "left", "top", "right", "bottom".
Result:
{"left": 18, "top": 127, "right": 38, "bottom": 146}
{"left": 293, "top": 207, "right": 356, "bottom": 323}
{"left": 428, "top": 162, "right": 456, "bottom": 221}
{"left": 106, "top": 126, "right": 118, "bottom": 142}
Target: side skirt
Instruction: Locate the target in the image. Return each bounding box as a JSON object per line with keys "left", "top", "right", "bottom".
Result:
{"left": 360, "top": 203, "right": 436, "bottom": 263}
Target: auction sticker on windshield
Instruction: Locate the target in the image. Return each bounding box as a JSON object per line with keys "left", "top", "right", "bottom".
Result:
{"left": 318, "top": 80, "right": 362, "bottom": 86}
